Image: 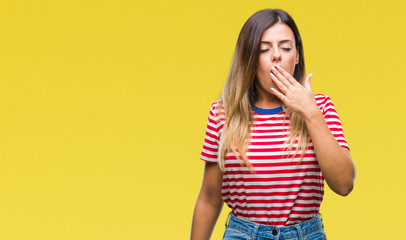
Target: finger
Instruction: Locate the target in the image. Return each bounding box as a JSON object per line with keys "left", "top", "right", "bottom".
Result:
{"left": 271, "top": 66, "right": 291, "bottom": 88}
{"left": 270, "top": 72, "right": 288, "bottom": 94}
{"left": 274, "top": 65, "right": 299, "bottom": 86}
{"left": 304, "top": 73, "right": 314, "bottom": 92}
{"left": 270, "top": 87, "right": 288, "bottom": 103}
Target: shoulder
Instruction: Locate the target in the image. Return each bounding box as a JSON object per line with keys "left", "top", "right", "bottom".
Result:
{"left": 314, "top": 93, "right": 335, "bottom": 114}
{"left": 205, "top": 100, "right": 225, "bottom": 133}
{"left": 314, "top": 93, "right": 334, "bottom": 106}
{"left": 314, "top": 93, "right": 342, "bottom": 118}
{"left": 210, "top": 99, "right": 221, "bottom": 110}
{"left": 208, "top": 100, "right": 224, "bottom": 117}
{"left": 314, "top": 93, "right": 331, "bottom": 104}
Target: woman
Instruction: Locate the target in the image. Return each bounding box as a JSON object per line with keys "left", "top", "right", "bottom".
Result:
{"left": 191, "top": 9, "right": 356, "bottom": 240}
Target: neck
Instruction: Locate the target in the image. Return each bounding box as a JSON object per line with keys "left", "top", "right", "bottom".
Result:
{"left": 255, "top": 93, "right": 282, "bottom": 109}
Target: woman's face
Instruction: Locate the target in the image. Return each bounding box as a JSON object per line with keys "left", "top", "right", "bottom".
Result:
{"left": 255, "top": 23, "right": 299, "bottom": 99}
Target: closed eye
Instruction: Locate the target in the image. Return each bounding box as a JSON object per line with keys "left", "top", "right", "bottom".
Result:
{"left": 260, "top": 48, "right": 291, "bottom": 53}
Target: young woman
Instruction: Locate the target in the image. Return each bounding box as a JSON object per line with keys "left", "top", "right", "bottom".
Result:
{"left": 191, "top": 9, "right": 356, "bottom": 240}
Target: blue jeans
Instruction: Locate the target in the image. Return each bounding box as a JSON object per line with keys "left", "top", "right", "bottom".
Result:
{"left": 223, "top": 212, "right": 327, "bottom": 240}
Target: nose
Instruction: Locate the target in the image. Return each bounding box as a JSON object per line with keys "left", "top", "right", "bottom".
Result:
{"left": 271, "top": 48, "right": 281, "bottom": 63}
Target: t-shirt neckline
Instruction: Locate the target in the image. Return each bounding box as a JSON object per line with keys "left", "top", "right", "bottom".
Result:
{"left": 253, "top": 106, "right": 284, "bottom": 115}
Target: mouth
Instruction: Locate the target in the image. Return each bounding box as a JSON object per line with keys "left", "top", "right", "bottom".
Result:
{"left": 271, "top": 64, "right": 283, "bottom": 69}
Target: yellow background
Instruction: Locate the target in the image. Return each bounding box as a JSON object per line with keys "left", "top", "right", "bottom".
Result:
{"left": 0, "top": 0, "right": 405, "bottom": 239}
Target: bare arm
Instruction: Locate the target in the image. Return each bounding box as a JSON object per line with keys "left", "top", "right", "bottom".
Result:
{"left": 270, "top": 65, "right": 356, "bottom": 196}
{"left": 302, "top": 107, "right": 356, "bottom": 196}
{"left": 191, "top": 162, "right": 224, "bottom": 240}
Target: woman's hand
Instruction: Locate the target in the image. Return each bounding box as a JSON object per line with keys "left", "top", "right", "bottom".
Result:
{"left": 270, "top": 65, "right": 356, "bottom": 196}
{"left": 270, "top": 65, "right": 318, "bottom": 119}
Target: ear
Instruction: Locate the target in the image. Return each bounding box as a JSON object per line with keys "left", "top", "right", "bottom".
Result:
{"left": 295, "top": 47, "right": 299, "bottom": 64}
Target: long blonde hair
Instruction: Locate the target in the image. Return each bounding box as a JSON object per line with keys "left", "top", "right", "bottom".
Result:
{"left": 217, "top": 9, "right": 310, "bottom": 172}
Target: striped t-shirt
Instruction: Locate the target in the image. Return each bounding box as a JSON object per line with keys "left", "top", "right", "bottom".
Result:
{"left": 200, "top": 94, "right": 349, "bottom": 226}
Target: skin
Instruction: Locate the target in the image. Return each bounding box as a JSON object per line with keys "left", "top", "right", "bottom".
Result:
{"left": 270, "top": 64, "right": 356, "bottom": 196}
{"left": 190, "top": 162, "right": 223, "bottom": 240}
{"left": 255, "top": 23, "right": 299, "bottom": 109}
{"left": 191, "top": 23, "right": 356, "bottom": 240}
{"left": 259, "top": 23, "right": 356, "bottom": 196}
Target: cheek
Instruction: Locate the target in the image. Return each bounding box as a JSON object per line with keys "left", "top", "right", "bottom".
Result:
{"left": 283, "top": 54, "right": 297, "bottom": 74}
{"left": 258, "top": 56, "right": 270, "bottom": 73}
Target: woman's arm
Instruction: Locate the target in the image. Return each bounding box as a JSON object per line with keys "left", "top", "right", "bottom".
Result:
{"left": 270, "top": 65, "right": 356, "bottom": 196}
{"left": 191, "top": 162, "right": 224, "bottom": 240}
{"left": 301, "top": 107, "right": 356, "bottom": 196}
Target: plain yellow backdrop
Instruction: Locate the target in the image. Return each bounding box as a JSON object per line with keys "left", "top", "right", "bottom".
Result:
{"left": 0, "top": 0, "right": 405, "bottom": 239}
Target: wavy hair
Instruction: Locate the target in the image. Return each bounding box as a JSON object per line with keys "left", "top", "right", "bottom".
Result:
{"left": 217, "top": 9, "right": 309, "bottom": 172}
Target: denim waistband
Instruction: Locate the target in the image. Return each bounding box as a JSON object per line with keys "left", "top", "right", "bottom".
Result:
{"left": 226, "top": 213, "right": 324, "bottom": 239}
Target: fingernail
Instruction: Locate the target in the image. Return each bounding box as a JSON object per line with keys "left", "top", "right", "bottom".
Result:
{"left": 277, "top": 65, "right": 283, "bottom": 69}
{"left": 270, "top": 72, "right": 275, "bottom": 78}
{"left": 273, "top": 66, "right": 278, "bottom": 70}
{"left": 271, "top": 87, "right": 276, "bottom": 91}
{"left": 309, "top": 73, "right": 313, "bottom": 78}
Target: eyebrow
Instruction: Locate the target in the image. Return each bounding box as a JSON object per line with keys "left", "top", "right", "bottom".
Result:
{"left": 261, "top": 40, "right": 293, "bottom": 44}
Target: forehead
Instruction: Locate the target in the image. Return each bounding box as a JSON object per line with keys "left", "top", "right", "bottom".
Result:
{"left": 261, "top": 23, "right": 295, "bottom": 43}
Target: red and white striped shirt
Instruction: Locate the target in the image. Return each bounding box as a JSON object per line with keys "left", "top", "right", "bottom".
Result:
{"left": 200, "top": 94, "right": 349, "bottom": 226}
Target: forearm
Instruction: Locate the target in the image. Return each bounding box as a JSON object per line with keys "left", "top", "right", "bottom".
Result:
{"left": 304, "top": 108, "right": 356, "bottom": 196}
{"left": 268, "top": 67, "right": 356, "bottom": 195}
{"left": 191, "top": 197, "right": 224, "bottom": 240}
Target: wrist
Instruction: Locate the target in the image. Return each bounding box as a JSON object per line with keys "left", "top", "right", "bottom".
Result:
{"left": 302, "top": 105, "right": 322, "bottom": 122}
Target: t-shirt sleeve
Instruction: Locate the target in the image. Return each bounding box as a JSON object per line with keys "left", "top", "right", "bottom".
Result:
{"left": 200, "top": 102, "right": 222, "bottom": 162}
{"left": 317, "top": 95, "right": 350, "bottom": 150}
